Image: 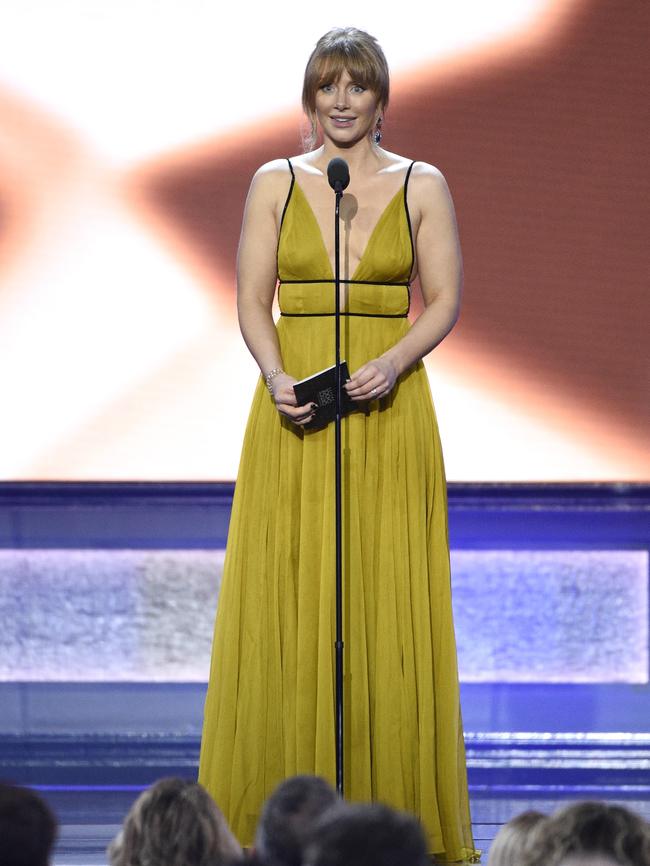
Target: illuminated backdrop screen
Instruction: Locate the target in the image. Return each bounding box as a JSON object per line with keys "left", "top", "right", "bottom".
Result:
{"left": 0, "top": 0, "right": 647, "bottom": 481}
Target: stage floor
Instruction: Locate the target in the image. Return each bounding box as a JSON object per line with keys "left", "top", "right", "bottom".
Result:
{"left": 46, "top": 787, "right": 650, "bottom": 866}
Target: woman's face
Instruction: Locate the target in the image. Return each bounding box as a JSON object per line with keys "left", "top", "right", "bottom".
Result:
{"left": 314, "top": 68, "right": 380, "bottom": 146}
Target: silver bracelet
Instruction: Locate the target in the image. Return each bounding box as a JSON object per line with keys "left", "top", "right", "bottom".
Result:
{"left": 265, "top": 367, "right": 285, "bottom": 392}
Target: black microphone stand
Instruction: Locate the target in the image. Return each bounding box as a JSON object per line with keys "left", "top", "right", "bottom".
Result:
{"left": 333, "top": 182, "right": 344, "bottom": 796}
{"left": 327, "top": 156, "right": 349, "bottom": 797}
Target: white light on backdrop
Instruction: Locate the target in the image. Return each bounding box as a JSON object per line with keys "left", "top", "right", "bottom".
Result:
{"left": 0, "top": 0, "right": 549, "bottom": 163}
{"left": 0, "top": 200, "right": 213, "bottom": 474}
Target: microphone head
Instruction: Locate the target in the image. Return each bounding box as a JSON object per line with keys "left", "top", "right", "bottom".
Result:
{"left": 327, "top": 158, "right": 350, "bottom": 193}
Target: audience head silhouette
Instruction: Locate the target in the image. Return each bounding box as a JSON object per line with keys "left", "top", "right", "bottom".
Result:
{"left": 523, "top": 801, "right": 650, "bottom": 866}
{"left": 0, "top": 782, "right": 58, "bottom": 866}
{"left": 487, "top": 810, "right": 547, "bottom": 866}
{"left": 255, "top": 776, "right": 338, "bottom": 866}
{"left": 255, "top": 775, "right": 338, "bottom": 866}
{"left": 303, "top": 802, "right": 430, "bottom": 866}
{"left": 108, "top": 778, "right": 242, "bottom": 866}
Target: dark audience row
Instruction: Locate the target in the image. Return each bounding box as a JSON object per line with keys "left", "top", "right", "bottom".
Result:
{"left": 1, "top": 775, "right": 649, "bottom": 866}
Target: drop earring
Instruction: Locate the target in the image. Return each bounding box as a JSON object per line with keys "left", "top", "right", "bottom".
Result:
{"left": 373, "top": 116, "right": 383, "bottom": 145}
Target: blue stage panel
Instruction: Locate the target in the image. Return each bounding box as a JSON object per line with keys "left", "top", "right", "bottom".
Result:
{"left": 0, "top": 550, "right": 223, "bottom": 681}
{"left": 1, "top": 548, "right": 647, "bottom": 684}
{"left": 453, "top": 550, "right": 648, "bottom": 683}
{"left": 0, "top": 482, "right": 648, "bottom": 550}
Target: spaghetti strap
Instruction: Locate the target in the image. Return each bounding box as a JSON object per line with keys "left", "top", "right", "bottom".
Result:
{"left": 404, "top": 161, "right": 417, "bottom": 276}
{"left": 404, "top": 159, "right": 416, "bottom": 190}
{"left": 279, "top": 159, "right": 296, "bottom": 231}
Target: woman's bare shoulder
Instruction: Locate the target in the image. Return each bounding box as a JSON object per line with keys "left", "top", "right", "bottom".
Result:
{"left": 407, "top": 160, "right": 454, "bottom": 211}
{"left": 253, "top": 157, "right": 293, "bottom": 179}
{"left": 245, "top": 159, "right": 293, "bottom": 208}
{"left": 409, "top": 160, "right": 449, "bottom": 189}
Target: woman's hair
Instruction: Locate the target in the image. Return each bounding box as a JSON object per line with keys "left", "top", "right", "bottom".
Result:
{"left": 255, "top": 774, "right": 338, "bottom": 866}
{"left": 304, "top": 802, "right": 429, "bottom": 866}
{"left": 0, "top": 782, "right": 58, "bottom": 866}
{"left": 521, "top": 801, "right": 650, "bottom": 866}
{"left": 107, "top": 778, "right": 242, "bottom": 866}
{"left": 487, "top": 810, "right": 547, "bottom": 866}
{"left": 301, "top": 27, "right": 390, "bottom": 151}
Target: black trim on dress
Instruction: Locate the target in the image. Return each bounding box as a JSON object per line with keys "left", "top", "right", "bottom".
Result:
{"left": 277, "top": 159, "right": 415, "bottom": 319}
{"left": 279, "top": 278, "right": 410, "bottom": 287}
{"left": 404, "top": 160, "right": 416, "bottom": 280}
{"left": 280, "top": 158, "right": 295, "bottom": 230}
{"left": 280, "top": 311, "right": 408, "bottom": 319}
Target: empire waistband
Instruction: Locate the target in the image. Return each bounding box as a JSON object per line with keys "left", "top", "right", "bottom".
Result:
{"left": 278, "top": 278, "right": 410, "bottom": 317}
{"left": 278, "top": 278, "right": 410, "bottom": 286}
{"left": 280, "top": 311, "right": 408, "bottom": 318}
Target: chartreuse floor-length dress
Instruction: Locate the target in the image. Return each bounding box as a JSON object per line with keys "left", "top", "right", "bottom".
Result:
{"left": 199, "top": 159, "right": 478, "bottom": 862}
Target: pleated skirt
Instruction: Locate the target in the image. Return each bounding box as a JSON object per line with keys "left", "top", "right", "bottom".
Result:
{"left": 198, "top": 313, "right": 477, "bottom": 862}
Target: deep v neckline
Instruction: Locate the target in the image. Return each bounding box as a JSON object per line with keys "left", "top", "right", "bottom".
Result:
{"left": 291, "top": 179, "right": 403, "bottom": 281}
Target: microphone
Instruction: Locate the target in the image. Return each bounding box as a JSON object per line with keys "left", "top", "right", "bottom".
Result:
{"left": 327, "top": 158, "right": 350, "bottom": 194}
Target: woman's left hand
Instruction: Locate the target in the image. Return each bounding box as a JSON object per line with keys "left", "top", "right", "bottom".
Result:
{"left": 344, "top": 356, "right": 398, "bottom": 402}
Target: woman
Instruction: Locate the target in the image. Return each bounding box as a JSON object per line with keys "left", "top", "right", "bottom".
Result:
{"left": 521, "top": 802, "right": 650, "bottom": 866}
{"left": 487, "top": 811, "right": 548, "bottom": 866}
{"left": 199, "top": 27, "right": 478, "bottom": 862}
{"left": 107, "top": 778, "right": 242, "bottom": 866}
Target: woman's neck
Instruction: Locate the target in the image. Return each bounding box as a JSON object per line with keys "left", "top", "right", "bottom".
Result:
{"left": 317, "top": 138, "right": 384, "bottom": 178}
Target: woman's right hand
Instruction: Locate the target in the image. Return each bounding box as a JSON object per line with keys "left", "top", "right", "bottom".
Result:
{"left": 270, "top": 373, "right": 316, "bottom": 427}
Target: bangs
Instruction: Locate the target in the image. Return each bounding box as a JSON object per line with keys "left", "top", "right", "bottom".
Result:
{"left": 312, "top": 50, "right": 382, "bottom": 94}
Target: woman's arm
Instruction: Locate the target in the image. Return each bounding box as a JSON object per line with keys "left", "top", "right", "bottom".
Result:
{"left": 237, "top": 162, "right": 316, "bottom": 425}
{"left": 345, "top": 164, "right": 462, "bottom": 401}
{"left": 236, "top": 161, "right": 286, "bottom": 377}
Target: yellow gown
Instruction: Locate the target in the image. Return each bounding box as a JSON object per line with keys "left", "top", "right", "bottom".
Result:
{"left": 199, "top": 160, "right": 478, "bottom": 862}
